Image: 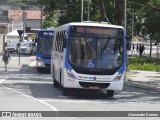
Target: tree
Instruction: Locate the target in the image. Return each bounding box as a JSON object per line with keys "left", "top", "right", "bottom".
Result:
{"left": 36, "top": 0, "right": 57, "bottom": 28}
{"left": 153, "top": 32, "right": 160, "bottom": 56}
{"left": 115, "top": 0, "right": 124, "bottom": 25}
{"left": 141, "top": 0, "right": 160, "bottom": 57}
{"left": 97, "top": 0, "right": 111, "bottom": 23}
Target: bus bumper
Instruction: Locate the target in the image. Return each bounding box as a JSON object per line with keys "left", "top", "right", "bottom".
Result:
{"left": 63, "top": 78, "right": 124, "bottom": 91}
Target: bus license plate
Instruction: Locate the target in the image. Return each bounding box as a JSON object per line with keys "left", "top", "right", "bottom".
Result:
{"left": 89, "top": 86, "right": 100, "bottom": 90}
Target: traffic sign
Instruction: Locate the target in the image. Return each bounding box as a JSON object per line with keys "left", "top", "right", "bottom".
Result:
{"left": 0, "top": 9, "right": 8, "bottom": 22}
{"left": 17, "top": 30, "right": 23, "bottom": 37}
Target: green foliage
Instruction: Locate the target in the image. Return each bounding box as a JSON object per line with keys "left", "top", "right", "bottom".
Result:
{"left": 6, "top": 0, "right": 27, "bottom": 8}
{"left": 128, "top": 57, "right": 160, "bottom": 72}
{"left": 42, "top": 13, "right": 58, "bottom": 28}
{"left": 153, "top": 32, "right": 160, "bottom": 42}
{"left": 141, "top": 0, "right": 160, "bottom": 36}
{"left": 36, "top": 0, "right": 57, "bottom": 28}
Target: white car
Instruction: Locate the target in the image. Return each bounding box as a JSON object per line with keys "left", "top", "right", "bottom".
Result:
{"left": 20, "top": 42, "right": 36, "bottom": 55}
{"left": 5, "top": 43, "right": 18, "bottom": 53}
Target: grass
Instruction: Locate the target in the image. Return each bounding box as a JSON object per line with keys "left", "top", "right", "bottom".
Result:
{"left": 128, "top": 57, "right": 160, "bottom": 72}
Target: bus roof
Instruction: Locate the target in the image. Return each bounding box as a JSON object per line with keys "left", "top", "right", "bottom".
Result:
{"left": 38, "top": 29, "right": 54, "bottom": 32}
{"left": 55, "top": 22, "right": 124, "bottom": 30}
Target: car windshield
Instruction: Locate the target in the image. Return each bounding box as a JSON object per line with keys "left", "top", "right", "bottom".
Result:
{"left": 7, "top": 44, "right": 17, "bottom": 47}
{"left": 38, "top": 38, "right": 52, "bottom": 55}
{"left": 21, "top": 43, "right": 31, "bottom": 47}
{"left": 68, "top": 26, "right": 124, "bottom": 75}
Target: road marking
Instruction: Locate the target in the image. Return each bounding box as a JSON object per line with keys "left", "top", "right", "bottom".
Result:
{"left": 2, "top": 85, "right": 58, "bottom": 111}
{"left": 0, "top": 79, "right": 5, "bottom": 83}
{"left": 0, "top": 76, "right": 11, "bottom": 84}
{"left": 40, "top": 99, "right": 113, "bottom": 104}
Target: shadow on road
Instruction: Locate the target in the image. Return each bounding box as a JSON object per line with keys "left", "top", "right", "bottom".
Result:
{"left": 1, "top": 65, "right": 160, "bottom": 103}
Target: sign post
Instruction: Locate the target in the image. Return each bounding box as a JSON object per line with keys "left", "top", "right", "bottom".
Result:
{"left": 17, "top": 30, "right": 23, "bottom": 65}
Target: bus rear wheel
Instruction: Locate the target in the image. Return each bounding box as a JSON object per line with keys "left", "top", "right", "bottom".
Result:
{"left": 63, "top": 88, "right": 70, "bottom": 96}
{"left": 106, "top": 90, "right": 114, "bottom": 97}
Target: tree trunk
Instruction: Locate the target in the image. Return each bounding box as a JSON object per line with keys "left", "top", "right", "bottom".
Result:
{"left": 149, "top": 37, "right": 152, "bottom": 58}
{"left": 115, "top": 0, "right": 124, "bottom": 25}
{"left": 158, "top": 42, "right": 159, "bottom": 55}
{"left": 97, "top": 0, "right": 111, "bottom": 23}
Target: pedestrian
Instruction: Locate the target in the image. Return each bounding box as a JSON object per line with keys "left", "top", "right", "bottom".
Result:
{"left": 142, "top": 44, "right": 145, "bottom": 54}
{"left": 132, "top": 44, "right": 135, "bottom": 56}
{"left": 139, "top": 44, "right": 143, "bottom": 58}
{"left": 2, "top": 50, "right": 11, "bottom": 71}
{"left": 136, "top": 44, "right": 139, "bottom": 55}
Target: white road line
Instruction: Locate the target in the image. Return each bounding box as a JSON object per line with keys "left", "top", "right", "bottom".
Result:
{"left": 0, "top": 76, "right": 11, "bottom": 84}
{"left": 41, "top": 99, "right": 105, "bottom": 104}
{"left": 2, "top": 85, "right": 58, "bottom": 111}
{"left": 0, "top": 79, "right": 5, "bottom": 83}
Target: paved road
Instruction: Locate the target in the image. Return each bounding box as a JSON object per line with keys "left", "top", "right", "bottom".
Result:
{"left": 0, "top": 54, "right": 160, "bottom": 120}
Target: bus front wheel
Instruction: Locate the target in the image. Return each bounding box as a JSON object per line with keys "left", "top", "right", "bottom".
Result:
{"left": 37, "top": 67, "right": 42, "bottom": 73}
{"left": 106, "top": 90, "right": 114, "bottom": 97}
{"left": 53, "top": 78, "right": 59, "bottom": 88}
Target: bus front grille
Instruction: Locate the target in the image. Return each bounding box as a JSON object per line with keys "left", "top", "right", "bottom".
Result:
{"left": 79, "top": 82, "right": 110, "bottom": 89}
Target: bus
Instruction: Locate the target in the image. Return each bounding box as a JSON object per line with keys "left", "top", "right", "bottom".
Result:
{"left": 51, "top": 22, "right": 126, "bottom": 97}
{"left": 36, "top": 29, "right": 54, "bottom": 72}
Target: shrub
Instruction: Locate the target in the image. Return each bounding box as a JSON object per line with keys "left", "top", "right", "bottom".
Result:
{"left": 128, "top": 57, "right": 160, "bottom": 72}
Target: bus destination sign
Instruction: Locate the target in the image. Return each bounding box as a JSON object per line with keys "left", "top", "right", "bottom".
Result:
{"left": 70, "top": 26, "right": 122, "bottom": 37}
{"left": 77, "top": 27, "right": 113, "bottom": 35}
{"left": 39, "top": 31, "right": 54, "bottom": 36}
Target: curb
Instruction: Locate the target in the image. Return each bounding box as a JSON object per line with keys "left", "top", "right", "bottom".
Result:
{"left": 124, "top": 80, "right": 160, "bottom": 93}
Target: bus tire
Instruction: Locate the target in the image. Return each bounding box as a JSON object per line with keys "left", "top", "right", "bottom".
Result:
{"left": 37, "top": 67, "right": 42, "bottom": 73}
{"left": 53, "top": 78, "right": 59, "bottom": 88}
{"left": 106, "top": 90, "right": 114, "bottom": 97}
{"left": 63, "top": 88, "right": 70, "bottom": 96}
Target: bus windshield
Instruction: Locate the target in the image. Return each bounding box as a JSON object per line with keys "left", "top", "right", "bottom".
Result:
{"left": 38, "top": 38, "right": 52, "bottom": 55}
{"left": 68, "top": 26, "right": 124, "bottom": 75}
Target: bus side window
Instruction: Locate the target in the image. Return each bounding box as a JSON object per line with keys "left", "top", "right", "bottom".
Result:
{"left": 62, "top": 31, "right": 67, "bottom": 49}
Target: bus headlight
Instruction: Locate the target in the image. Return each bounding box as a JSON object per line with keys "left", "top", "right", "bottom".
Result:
{"left": 113, "top": 73, "right": 123, "bottom": 81}
{"left": 66, "top": 69, "right": 76, "bottom": 79}
{"left": 37, "top": 57, "right": 43, "bottom": 66}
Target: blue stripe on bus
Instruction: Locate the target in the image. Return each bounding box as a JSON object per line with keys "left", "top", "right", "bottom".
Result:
{"left": 65, "top": 24, "right": 73, "bottom": 71}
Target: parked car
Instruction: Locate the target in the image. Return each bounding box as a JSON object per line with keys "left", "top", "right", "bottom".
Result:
{"left": 20, "top": 42, "right": 36, "bottom": 55}
{"left": 5, "top": 43, "right": 18, "bottom": 53}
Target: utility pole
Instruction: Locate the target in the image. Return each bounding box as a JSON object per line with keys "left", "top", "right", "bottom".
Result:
{"left": 131, "top": 9, "right": 134, "bottom": 57}
{"left": 124, "top": 0, "right": 127, "bottom": 32}
{"left": 40, "top": 6, "right": 43, "bottom": 29}
{"left": 23, "top": 10, "right": 25, "bottom": 42}
{"left": 81, "top": 0, "right": 84, "bottom": 22}
{"left": 17, "top": 30, "right": 23, "bottom": 65}
{"left": 87, "top": 0, "right": 90, "bottom": 21}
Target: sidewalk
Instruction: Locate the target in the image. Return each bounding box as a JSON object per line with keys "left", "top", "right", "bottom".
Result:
{"left": 126, "top": 70, "right": 160, "bottom": 92}
{"left": 126, "top": 53, "right": 160, "bottom": 92}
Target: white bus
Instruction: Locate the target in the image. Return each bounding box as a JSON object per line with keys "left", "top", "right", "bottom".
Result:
{"left": 51, "top": 22, "right": 126, "bottom": 97}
